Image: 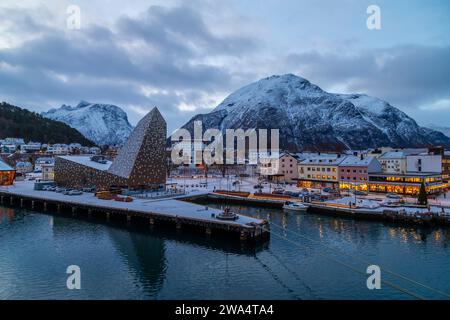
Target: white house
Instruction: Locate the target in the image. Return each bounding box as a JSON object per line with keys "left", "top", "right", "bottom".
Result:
{"left": 15, "top": 161, "right": 33, "bottom": 174}
{"left": 379, "top": 151, "right": 408, "bottom": 174}
{"left": 406, "top": 154, "right": 442, "bottom": 173}
{"left": 34, "top": 157, "right": 55, "bottom": 172}
{"left": 21, "top": 142, "right": 42, "bottom": 153}
{"left": 47, "top": 144, "right": 69, "bottom": 155}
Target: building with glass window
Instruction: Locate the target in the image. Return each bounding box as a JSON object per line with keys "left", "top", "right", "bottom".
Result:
{"left": 0, "top": 160, "right": 15, "bottom": 186}
{"left": 297, "top": 154, "right": 344, "bottom": 189}
{"left": 368, "top": 172, "right": 445, "bottom": 194}
{"left": 443, "top": 151, "right": 450, "bottom": 184}
{"left": 338, "top": 155, "right": 381, "bottom": 191}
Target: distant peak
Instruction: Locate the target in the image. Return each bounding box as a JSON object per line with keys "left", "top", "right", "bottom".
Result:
{"left": 263, "top": 73, "right": 308, "bottom": 82}
{"left": 76, "top": 100, "right": 91, "bottom": 108}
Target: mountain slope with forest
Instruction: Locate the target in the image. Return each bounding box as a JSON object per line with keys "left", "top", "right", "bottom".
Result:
{"left": 0, "top": 102, "right": 95, "bottom": 146}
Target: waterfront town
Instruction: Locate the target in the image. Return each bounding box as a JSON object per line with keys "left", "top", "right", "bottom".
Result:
{"left": 1, "top": 135, "right": 449, "bottom": 198}
{"left": 1, "top": 109, "right": 450, "bottom": 234}
{"left": 2, "top": 0, "right": 450, "bottom": 305}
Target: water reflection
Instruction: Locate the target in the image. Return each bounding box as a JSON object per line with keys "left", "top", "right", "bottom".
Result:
{"left": 107, "top": 227, "right": 167, "bottom": 296}
{"left": 48, "top": 212, "right": 269, "bottom": 298}
{"left": 1, "top": 203, "right": 449, "bottom": 299}
{"left": 0, "top": 207, "right": 14, "bottom": 223}
{"left": 203, "top": 201, "right": 450, "bottom": 251}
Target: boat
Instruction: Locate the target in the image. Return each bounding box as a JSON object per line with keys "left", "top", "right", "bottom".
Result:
{"left": 283, "top": 201, "right": 309, "bottom": 212}
{"left": 216, "top": 207, "right": 239, "bottom": 220}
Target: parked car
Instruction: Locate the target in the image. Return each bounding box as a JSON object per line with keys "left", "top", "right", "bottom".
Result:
{"left": 68, "top": 190, "right": 83, "bottom": 196}
{"left": 386, "top": 193, "right": 401, "bottom": 199}
{"left": 272, "top": 188, "right": 285, "bottom": 195}
{"left": 283, "top": 191, "right": 300, "bottom": 197}
{"left": 55, "top": 187, "right": 65, "bottom": 193}
{"left": 62, "top": 189, "right": 73, "bottom": 195}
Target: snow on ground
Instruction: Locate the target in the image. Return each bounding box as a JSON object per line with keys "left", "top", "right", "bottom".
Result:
{"left": 329, "top": 196, "right": 382, "bottom": 209}
{"left": 168, "top": 176, "right": 297, "bottom": 194}
{"left": 170, "top": 176, "right": 450, "bottom": 216}
{"left": 365, "top": 191, "right": 450, "bottom": 208}
{"left": 59, "top": 156, "right": 112, "bottom": 170}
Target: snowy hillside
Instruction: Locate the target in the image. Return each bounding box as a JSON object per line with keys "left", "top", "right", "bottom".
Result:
{"left": 181, "top": 74, "right": 450, "bottom": 151}
{"left": 426, "top": 124, "right": 450, "bottom": 138}
{"left": 43, "top": 101, "right": 133, "bottom": 146}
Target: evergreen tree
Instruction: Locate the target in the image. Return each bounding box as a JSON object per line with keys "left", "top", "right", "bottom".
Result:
{"left": 418, "top": 182, "right": 428, "bottom": 205}
{"left": 0, "top": 102, "right": 95, "bottom": 146}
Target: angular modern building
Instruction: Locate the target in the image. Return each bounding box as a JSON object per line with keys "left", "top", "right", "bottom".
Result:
{"left": 54, "top": 107, "right": 167, "bottom": 190}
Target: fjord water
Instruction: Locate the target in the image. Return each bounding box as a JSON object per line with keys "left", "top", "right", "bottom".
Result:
{"left": 0, "top": 204, "right": 449, "bottom": 300}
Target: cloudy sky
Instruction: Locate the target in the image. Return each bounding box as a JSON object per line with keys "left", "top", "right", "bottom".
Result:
{"left": 0, "top": 0, "right": 449, "bottom": 132}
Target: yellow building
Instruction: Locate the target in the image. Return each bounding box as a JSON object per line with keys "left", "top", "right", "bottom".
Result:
{"left": 297, "top": 154, "right": 343, "bottom": 189}
{"left": 443, "top": 151, "right": 450, "bottom": 184}
{"left": 42, "top": 163, "right": 55, "bottom": 181}
{"left": 0, "top": 160, "right": 16, "bottom": 186}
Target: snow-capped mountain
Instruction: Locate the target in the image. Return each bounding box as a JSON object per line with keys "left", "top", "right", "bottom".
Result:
{"left": 426, "top": 124, "right": 450, "bottom": 138}
{"left": 43, "top": 101, "right": 133, "bottom": 146}
{"left": 180, "top": 74, "right": 450, "bottom": 151}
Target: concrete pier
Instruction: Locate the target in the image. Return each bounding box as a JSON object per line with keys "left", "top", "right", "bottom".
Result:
{"left": 0, "top": 181, "right": 269, "bottom": 242}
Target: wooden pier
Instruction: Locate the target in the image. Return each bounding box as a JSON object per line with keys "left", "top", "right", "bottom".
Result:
{"left": 0, "top": 182, "right": 270, "bottom": 243}
{"left": 195, "top": 192, "right": 285, "bottom": 208}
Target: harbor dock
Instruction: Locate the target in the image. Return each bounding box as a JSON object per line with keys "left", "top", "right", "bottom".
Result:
{"left": 190, "top": 191, "right": 450, "bottom": 227}
{"left": 306, "top": 202, "right": 450, "bottom": 226}
{"left": 201, "top": 192, "right": 285, "bottom": 208}
{"left": 0, "top": 182, "right": 270, "bottom": 242}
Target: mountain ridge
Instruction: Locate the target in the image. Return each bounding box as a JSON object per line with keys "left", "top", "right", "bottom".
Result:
{"left": 42, "top": 101, "right": 134, "bottom": 146}
{"left": 0, "top": 102, "right": 95, "bottom": 146}
{"left": 426, "top": 124, "right": 450, "bottom": 138}
{"left": 180, "top": 74, "right": 450, "bottom": 151}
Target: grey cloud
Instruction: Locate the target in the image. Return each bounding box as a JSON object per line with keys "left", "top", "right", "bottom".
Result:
{"left": 2, "top": 3, "right": 449, "bottom": 131}
{"left": 0, "top": 4, "right": 259, "bottom": 131}
{"left": 117, "top": 5, "right": 257, "bottom": 58}
{"left": 0, "top": 5, "right": 254, "bottom": 90}
{"left": 286, "top": 45, "right": 450, "bottom": 109}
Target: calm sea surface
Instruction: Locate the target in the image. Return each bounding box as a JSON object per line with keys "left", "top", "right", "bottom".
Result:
{"left": 0, "top": 202, "right": 449, "bottom": 300}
